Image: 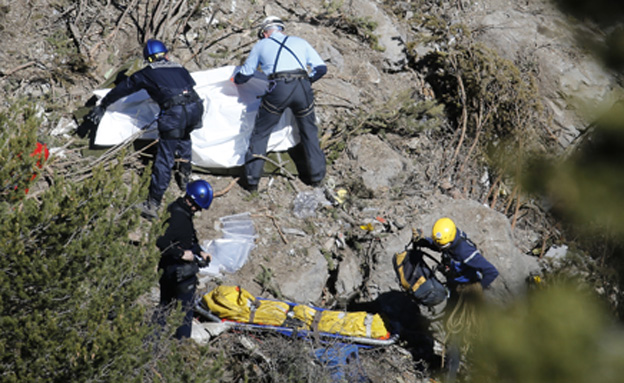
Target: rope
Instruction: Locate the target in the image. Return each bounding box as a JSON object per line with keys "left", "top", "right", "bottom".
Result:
{"left": 441, "top": 282, "right": 483, "bottom": 368}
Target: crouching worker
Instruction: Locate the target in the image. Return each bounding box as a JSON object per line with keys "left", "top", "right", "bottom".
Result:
{"left": 411, "top": 217, "right": 499, "bottom": 291}
{"left": 155, "top": 180, "right": 213, "bottom": 339}
{"left": 411, "top": 217, "right": 499, "bottom": 382}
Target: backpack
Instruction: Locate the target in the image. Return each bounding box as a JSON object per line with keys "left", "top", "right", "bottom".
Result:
{"left": 392, "top": 249, "right": 447, "bottom": 307}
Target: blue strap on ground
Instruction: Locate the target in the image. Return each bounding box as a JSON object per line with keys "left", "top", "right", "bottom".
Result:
{"left": 314, "top": 344, "right": 370, "bottom": 382}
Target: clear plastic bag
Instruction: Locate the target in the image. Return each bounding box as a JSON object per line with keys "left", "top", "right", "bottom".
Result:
{"left": 201, "top": 239, "right": 253, "bottom": 274}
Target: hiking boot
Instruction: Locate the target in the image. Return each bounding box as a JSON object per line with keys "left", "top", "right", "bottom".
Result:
{"left": 139, "top": 199, "right": 160, "bottom": 220}
{"left": 244, "top": 183, "right": 258, "bottom": 192}
{"left": 238, "top": 177, "right": 258, "bottom": 192}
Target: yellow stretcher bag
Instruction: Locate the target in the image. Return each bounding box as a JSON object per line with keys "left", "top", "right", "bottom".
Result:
{"left": 292, "top": 304, "right": 389, "bottom": 339}
{"left": 202, "top": 285, "right": 290, "bottom": 326}
{"left": 203, "top": 286, "right": 390, "bottom": 339}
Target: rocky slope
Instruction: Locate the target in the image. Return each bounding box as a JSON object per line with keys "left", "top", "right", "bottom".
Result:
{"left": 2, "top": 0, "right": 622, "bottom": 380}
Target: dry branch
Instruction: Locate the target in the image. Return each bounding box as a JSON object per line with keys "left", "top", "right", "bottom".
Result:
{"left": 450, "top": 73, "right": 468, "bottom": 167}
{"left": 214, "top": 178, "right": 239, "bottom": 197}
{"left": 267, "top": 214, "right": 289, "bottom": 245}
{"left": 0, "top": 62, "right": 37, "bottom": 78}
{"left": 251, "top": 154, "right": 297, "bottom": 180}
{"left": 89, "top": 0, "right": 140, "bottom": 58}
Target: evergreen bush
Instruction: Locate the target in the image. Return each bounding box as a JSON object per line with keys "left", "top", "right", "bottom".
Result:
{"left": 0, "top": 101, "right": 222, "bottom": 382}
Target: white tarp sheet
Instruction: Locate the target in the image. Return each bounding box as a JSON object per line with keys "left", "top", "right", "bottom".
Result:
{"left": 93, "top": 65, "right": 300, "bottom": 168}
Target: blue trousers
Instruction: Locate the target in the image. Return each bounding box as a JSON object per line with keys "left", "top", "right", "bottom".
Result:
{"left": 244, "top": 77, "right": 326, "bottom": 187}
{"left": 149, "top": 101, "right": 203, "bottom": 204}
{"left": 150, "top": 138, "right": 192, "bottom": 204}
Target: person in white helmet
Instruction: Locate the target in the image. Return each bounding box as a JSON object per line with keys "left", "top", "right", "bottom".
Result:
{"left": 233, "top": 16, "right": 328, "bottom": 191}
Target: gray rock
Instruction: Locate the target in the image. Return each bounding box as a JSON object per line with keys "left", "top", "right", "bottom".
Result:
{"left": 363, "top": 228, "right": 413, "bottom": 301}
{"left": 335, "top": 251, "right": 364, "bottom": 298}
{"left": 346, "top": 134, "right": 410, "bottom": 193}
{"left": 350, "top": 0, "right": 407, "bottom": 70}
{"left": 319, "top": 43, "right": 344, "bottom": 71}
{"left": 277, "top": 247, "right": 328, "bottom": 303}
{"left": 471, "top": 7, "right": 619, "bottom": 148}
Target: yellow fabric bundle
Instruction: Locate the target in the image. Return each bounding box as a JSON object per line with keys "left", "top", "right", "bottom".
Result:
{"left": 293, "top": 304, "right": 389, "bottom": 339}
{"left": 202, "top": 285, "right": 290, "bottom": 326}
{"left": 203, "top": 286, "right": 390, "bottom": 339}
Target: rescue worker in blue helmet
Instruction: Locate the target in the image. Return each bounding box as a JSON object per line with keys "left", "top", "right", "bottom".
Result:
{"left": 412, "top": 217, "right": 499, "bottom": 289}
{"left": 232, "top": 16, "right": 327, "bottom": 191}
{"left": 155, "top": 179, "right": 213, "bottom": 339}
{"left": 87, "top": 39, "right": 204, "bottom": 219}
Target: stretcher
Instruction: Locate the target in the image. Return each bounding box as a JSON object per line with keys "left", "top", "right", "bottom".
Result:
{"left": 194, "top": 286, "right": 398, "bottom": 347}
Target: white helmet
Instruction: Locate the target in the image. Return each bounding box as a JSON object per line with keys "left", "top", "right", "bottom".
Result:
{"left": 258, "top": 16, "right": 285, "bottom": 38}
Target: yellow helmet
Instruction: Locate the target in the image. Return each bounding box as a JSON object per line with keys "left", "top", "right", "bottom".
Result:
{"left": 432, "top": 217, "right": 457, "bottom": 249}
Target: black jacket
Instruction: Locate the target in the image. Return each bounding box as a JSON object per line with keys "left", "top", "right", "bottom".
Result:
{"left": 156, "top": 197, "right": 201, "bottom": 270}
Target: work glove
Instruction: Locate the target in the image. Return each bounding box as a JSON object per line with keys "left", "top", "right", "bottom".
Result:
{"left": 194, "top": 253, "right": 210, "bottom": 268}
{"left": 85, "top": 105, "right": 105, "bottom": 127}
{"left": 412, "top": 228, "right": 424, "bottom": 242}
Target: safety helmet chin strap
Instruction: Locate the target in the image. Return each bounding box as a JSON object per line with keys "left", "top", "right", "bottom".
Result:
{"left": 147, "top": 52, "right": 167, "bottom": 63}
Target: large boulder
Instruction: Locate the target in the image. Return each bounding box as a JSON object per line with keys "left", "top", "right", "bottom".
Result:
{"left": 349, "top": 0, "right": 407, "bottom": 70}
{"left": 276, "top": 247, "right": 329, "bottom": 303}
{"left": 335, "top": 249, "right": 364, "bottom": 300}
{"left": 343, "top": 134, "right": 411, "bottom": 195}
{"left": 466, "top": 4, "right": 620, "bottom": 147}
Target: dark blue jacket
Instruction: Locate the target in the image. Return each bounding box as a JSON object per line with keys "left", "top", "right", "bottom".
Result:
{"left": 415, "top": 229, "right": 499, "bottom": 288}
{"left": 99, "top": 60, "right": 201, "bottom": 137}
{"left": 100, "top": 60, "right": 197, "bottom": 109}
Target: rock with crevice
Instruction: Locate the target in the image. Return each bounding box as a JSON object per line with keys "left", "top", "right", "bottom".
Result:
{"left": 335, "top": 250, "right": 364, "bottom": 299}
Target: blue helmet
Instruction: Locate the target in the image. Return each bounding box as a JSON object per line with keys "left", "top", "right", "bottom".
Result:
{"left": 186, "top": 180, "right": 213, "bottom": 210}
{"left": 143, "top": 39, "right": 168, "bottom": 62}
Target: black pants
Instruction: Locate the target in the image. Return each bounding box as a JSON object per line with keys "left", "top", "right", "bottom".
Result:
{"left": 150, "top": 101, "right": 203, "bottom": 204}
{"left": 158, "top": 273, "right": 197, "bottom": 339}
{"left": 244, "top": 77, "right": 326, "bottom": 187}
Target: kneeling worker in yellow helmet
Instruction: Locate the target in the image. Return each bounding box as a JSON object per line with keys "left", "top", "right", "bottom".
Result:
{"left": 412, "top": 217, "right": 499, "bottom": 382}
{"left": 412, "top": 217, "right": 499, "bottom": 289}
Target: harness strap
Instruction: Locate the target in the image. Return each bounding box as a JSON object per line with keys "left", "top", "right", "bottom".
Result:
{"left": 269, "top": 36, "right": 305, "bottom": 73}
{"left": 248, "top": 298, "right": 261, "bottom": 323}
{"left": 364, "top": 314, "right": 373, "bottom": 338}
{"left": 311, "top": 310, "right": 323, "bottom": 334}
{"left": 161, "top": 89, "right": 200, "bottom": 110}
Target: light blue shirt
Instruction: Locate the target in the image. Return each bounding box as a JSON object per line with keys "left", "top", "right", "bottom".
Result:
{"left": 238, "top": 32, "right": 326, "bottom": 79}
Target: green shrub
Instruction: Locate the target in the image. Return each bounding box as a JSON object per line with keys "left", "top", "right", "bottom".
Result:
{"left": 424, "top": 41, "right": 552, "bottom": 173}
{"left": 471, "top": 283, "right": 624, "bottom": 383}
{"left": 0, "top": 101, "right": 222, "bottom": 382}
